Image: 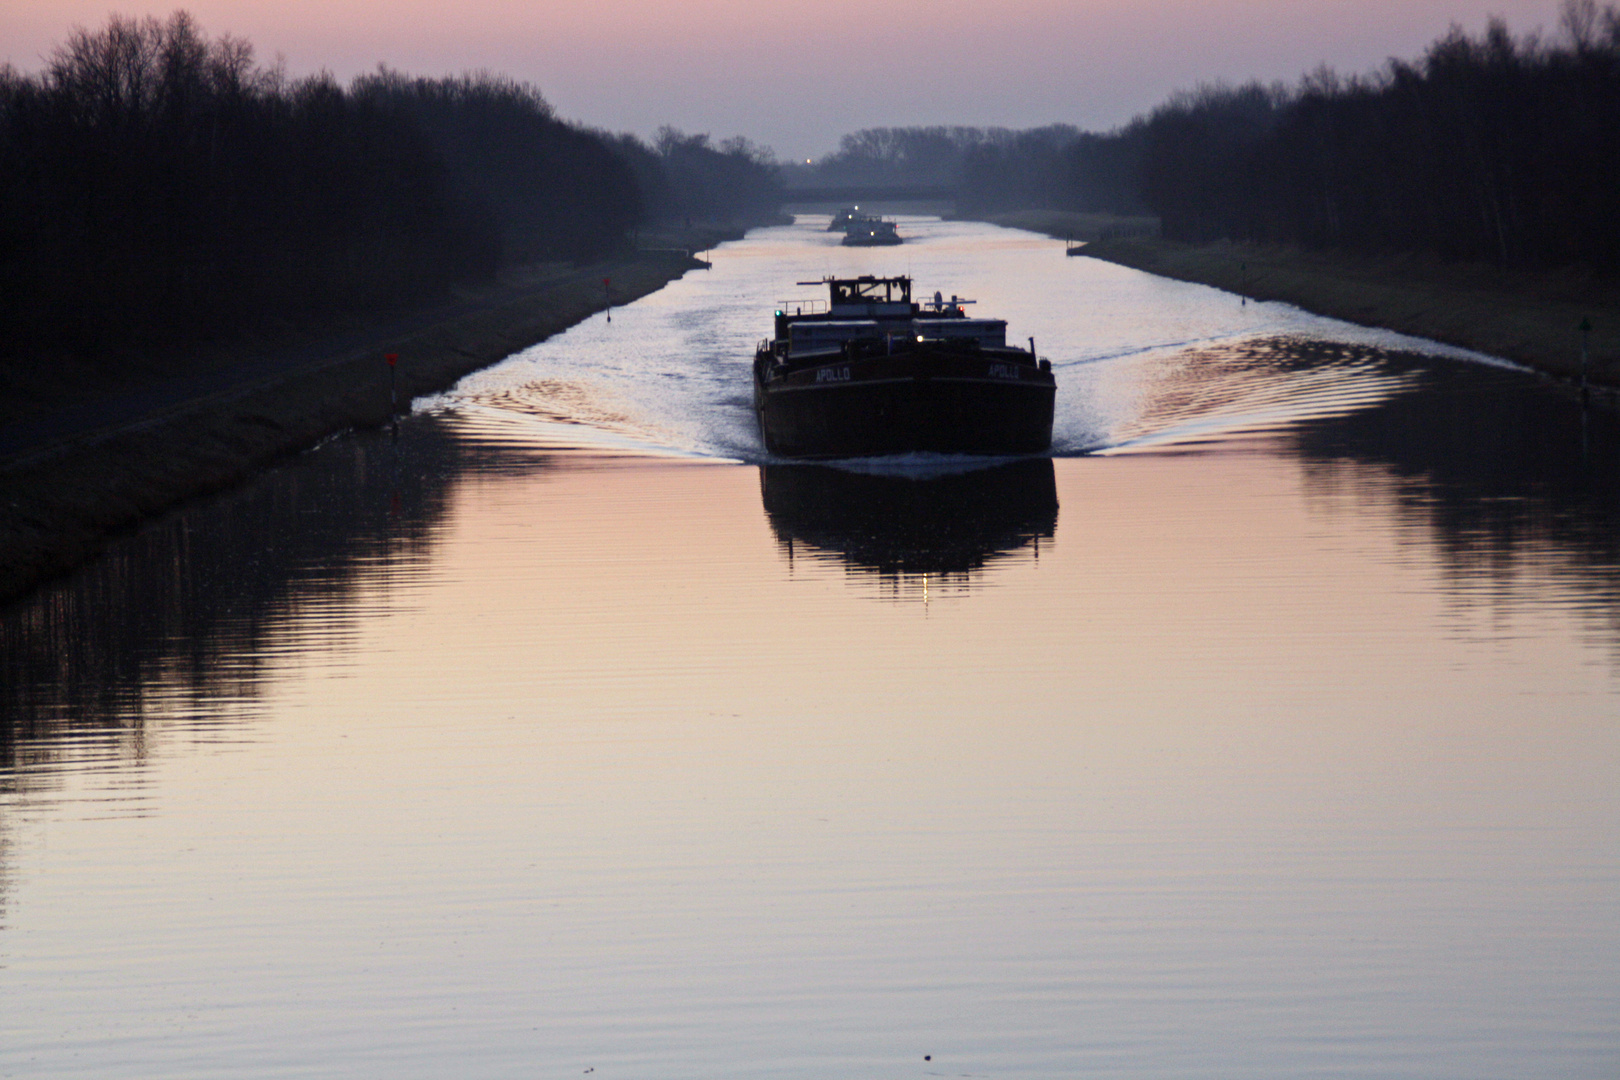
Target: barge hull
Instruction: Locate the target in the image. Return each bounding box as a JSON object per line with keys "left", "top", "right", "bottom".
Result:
{"left": 756, "top": 374, "right": 1055, "bottom": 458}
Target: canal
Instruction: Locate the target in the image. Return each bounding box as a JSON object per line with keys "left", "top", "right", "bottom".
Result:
{"left": 2, "top": 218, "right": 1616, "bottom": 1078}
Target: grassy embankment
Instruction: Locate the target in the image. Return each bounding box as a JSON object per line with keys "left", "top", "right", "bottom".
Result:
{"left": 971, "top": 209, "right": 1619, "bottom": 389}
{"left": 0, "top": 231, "right": 731, "bottom": 604}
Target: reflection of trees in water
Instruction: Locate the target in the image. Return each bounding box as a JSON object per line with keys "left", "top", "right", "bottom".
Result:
{"left": 0, "top": 414, "right": 551, "bottom": 795}
{"left": 1124, "top": 334, "right": 1620, "bottom": 640}
{"left": 760, "top": 458, "right": 1059, "bottom": 598}
{"left": 1290, "top": 350, "right": 1620, "bottom": 645}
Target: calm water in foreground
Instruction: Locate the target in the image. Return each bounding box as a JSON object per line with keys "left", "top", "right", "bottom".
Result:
{"left": 2, "top": 219, "right": 1617, "bottom": 1078}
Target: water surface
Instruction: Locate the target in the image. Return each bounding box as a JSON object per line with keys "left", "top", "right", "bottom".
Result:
{"left": 2, "top": 217, "right": 1616, "bottom": 1079}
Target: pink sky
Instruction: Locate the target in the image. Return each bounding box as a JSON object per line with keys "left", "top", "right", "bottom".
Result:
{"left": 1, "top": 1, "right": 1569, "bottom": 158}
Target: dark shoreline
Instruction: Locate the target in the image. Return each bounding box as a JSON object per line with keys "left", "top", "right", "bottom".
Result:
{"left": 965, "top": 211, "right": 1619, "bottom": 390}
{"left": 0, "top": 238, "right": 731, "bottom": 606}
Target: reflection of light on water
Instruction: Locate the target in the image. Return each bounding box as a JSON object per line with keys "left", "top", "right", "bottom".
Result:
{"left": 1097, "top": 337, "right": 1423, "bottom": 454}
{"left": 437, "top": 400, "right": 718, "bottom": 461}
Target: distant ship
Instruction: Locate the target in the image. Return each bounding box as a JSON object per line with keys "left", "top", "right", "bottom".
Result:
{"left": 841, "top": 217, "right": 902, "bottom": 246}
{"left": 752, "top": 275, "right": 1056, "bottom": 458}
{"left": 827, "top": 206, "right": 860, "bottom": 232}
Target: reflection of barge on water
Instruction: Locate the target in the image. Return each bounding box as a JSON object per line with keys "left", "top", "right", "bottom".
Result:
{"left": 752, "top": 275, "right": 1056, "bottom": 458}
{"left": 761, "top": 458, "right": 1059, "bottom": 580}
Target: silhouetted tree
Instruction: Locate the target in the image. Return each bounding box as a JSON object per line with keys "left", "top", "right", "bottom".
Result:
{"left": 0, "top": 13, "right": 490, "bottom": 347}
{"left": 350, "top": 68, "right": 641, "bottom": 263}
{"left": 1122, "top": 1, "right": 1620, "bottom": 270}
{"left": 0, "top": 12, "right": 785, "bottom": 354}
{"left": 800, "top": 123, "right": 1148, "bottom": 216}
{"left": 645, "top": 127, "right": 782, "bottom": 223}
{"left": 815, "top": 126, "right": 996, "bottom": 187}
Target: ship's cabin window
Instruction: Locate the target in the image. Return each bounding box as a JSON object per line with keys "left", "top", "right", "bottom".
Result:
{"left": 830, "top": 277, "right": 910, "bottom": 306}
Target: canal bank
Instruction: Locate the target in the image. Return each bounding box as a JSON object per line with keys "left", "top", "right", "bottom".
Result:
{"left": 967, "top": 211, "right": 1619, "bottom": 390}
{"left": 0, "top": 244, "right": 719, "bottom": 604}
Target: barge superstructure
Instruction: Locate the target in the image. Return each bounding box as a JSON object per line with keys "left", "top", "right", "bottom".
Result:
{"left": 752, "top": 275, "right": 1056, "bottom": 457}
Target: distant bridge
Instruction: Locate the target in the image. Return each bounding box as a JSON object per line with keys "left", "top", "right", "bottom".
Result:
{"left": 780, "top": 184, "right": 958, "bottom": 204}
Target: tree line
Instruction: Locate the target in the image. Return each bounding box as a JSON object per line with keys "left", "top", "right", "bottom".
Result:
{"left": 804, "top": 126, "right": 1008, "bottom": 187}
{"left": 791, "top": 123, "right": 1150, "bottom": 215}
{"left": 0, "top": 12, "right": 782, "bottom": 350}
{"left": 1133, "top": 0, "right": 1620, "bottom": 271}
{"left": 804, "top": 1, "right": 1618, "bottom": 273}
